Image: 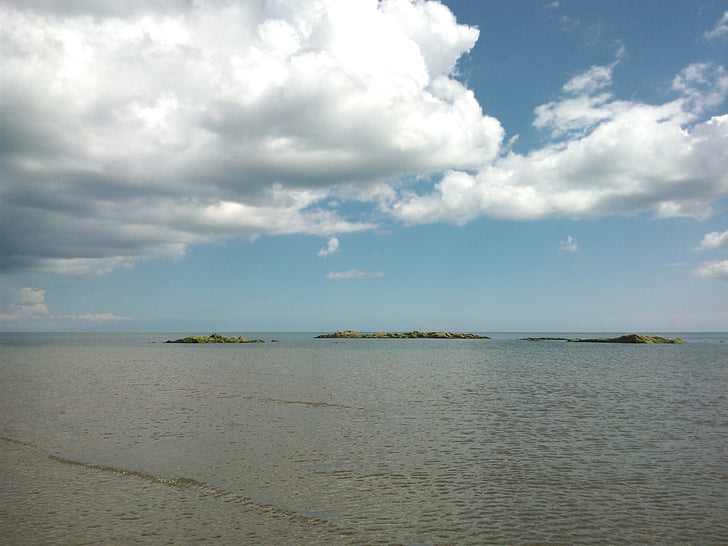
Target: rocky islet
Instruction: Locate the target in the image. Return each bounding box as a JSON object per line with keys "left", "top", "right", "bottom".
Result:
{"left": 315, "top": 330, "right": 490, "bottom": 339}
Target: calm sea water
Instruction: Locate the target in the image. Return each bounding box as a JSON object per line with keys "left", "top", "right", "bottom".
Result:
{"left": 1, "top": 332, "right": 727, "bottom": 544}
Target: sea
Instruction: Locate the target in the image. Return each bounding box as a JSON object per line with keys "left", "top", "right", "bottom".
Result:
{"left": 1, "top": 331, "right": 727, "bottom": 544}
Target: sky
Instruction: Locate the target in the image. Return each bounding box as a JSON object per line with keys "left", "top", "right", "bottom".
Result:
{"left": 1, "top": 0, "right": 727, "bottom": 333}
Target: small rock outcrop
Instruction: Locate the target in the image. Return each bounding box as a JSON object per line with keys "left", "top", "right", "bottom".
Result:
{"left": 520, "top": 337, "right": 571, "bottom": 341}
{"left": 315, "top": 330, "right": 490, "bottom": 339}
{"left": 570, "top": 334, "right": 686, "bottom": 344}
{"left": 521, "top": 334, "right": 686, "bottom": 344}
{"left": 166, "top": 333, "right": 264, "bottom": 344}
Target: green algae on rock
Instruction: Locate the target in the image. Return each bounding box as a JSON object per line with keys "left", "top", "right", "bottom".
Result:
{"left": 166, "top": 333, "right": 265, "bottom": 344}
{"left": 316, "top": 330, "right": 490, "bottom": 339}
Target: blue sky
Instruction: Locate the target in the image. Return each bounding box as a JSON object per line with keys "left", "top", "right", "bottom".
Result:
{"left": 1, "top": 0, "right": 727, "bottom": 332}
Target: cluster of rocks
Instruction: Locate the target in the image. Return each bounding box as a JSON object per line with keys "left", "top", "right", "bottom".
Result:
{"left": 521, "top": 334, "right": 686, "bottom": 344}
{"left": 166, "top": 333, "right": 264, "bottom": 344}
{"left": 166, "top": 332, "right": 685, "bottom": 344}
{"left": 315, "top": 330, "right": 490, "bottom": 339}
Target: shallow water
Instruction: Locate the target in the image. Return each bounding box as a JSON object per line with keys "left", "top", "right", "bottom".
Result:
{"left": 1, "top": 332, "right": 727, "bottom": 544}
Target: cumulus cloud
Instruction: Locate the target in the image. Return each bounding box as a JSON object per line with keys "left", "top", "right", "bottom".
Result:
{"left": 326, "top": 269, "right": 386, "bottom": 280}
{"left": 694, "top": 229, "right": 728, "bottom": 280}
{"left": 559, "top": 235, "right": 578, "bottom": 252}
{"left": 390, "top": 59, "right": 728, "bottom": 225}
{"left": 696, "top": 230, "right": 728, "bottom": 251}
{"left": 534, "top": 45, "right": 624, "bottom": 138}
{"left": 0, "top": 0, "right": 501, "bottom": 275}
{"left": 0, "top": 287, "right": 49, "bottom": 320}
{"left": 0, "top": 287, "right": 128, "bottom": 321}
{"left": 0, "top": 0, "right": 188, "bottom": 16}
{"left": 705, "top": 10, "right": 728, "bottom": 40}
{"left": 672, "top": 63, "right": 728, "bottom": 113}
{"left": 318, "top": 237, "right": 340, "bottom": 258}
{"left": 694, "top": 260, "right": 728, "bottom": 281}
{"left": 1, "top": 1, "right": 727, "bottom": 278}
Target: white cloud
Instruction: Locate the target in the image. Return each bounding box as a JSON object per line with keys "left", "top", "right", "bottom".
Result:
{"left": 561, "top": 56, "right": 619, "bottom": 96}
{"left": 19, "top": 287, "right": 45, "bottom": 304}
{"left": 672, "top": 63, "right": 728, "bottom": 113}
{"left": 705, "top": 10, "right": 728, "bottom": 40}
{"left": 0, "top": 0, "right": 502, "bottom": 275}
{"left": 533, "top": 92, "right": 614, "bottom": 139}
{"left": 318, "top": 237, "right": 340, "bottom": 258}
{"left": 0, "top": 287, "right": 127, "bottom": 321}
{"left": 696, "top": 230, "right": 728, "bottom": 251}
{"left": 1, "top": 2, "right": 727, "bottom": 278}
{"left": 35, "top": 257, "right": 139, "bottom": 277}
{"left": 0, "top": 287, "right": 49, "bottom": 320}
{"left": 559, "top": 235, "right": 578, "bottom": 252}
{"left": 694, "top": 229, "right": 728, "bottom": 280}
{"left": 694, "top": 260, "right": 728, "bottom": 281}
{"left": 326, "top": 269, "right": 385, "bottom": 280}
{"left": 52, "top": 313, "right": 131, "bottom": 320}
{"left": 535, "top": 46, "right": 625, "bottom": 137}
{"left": 390, "top": 59, "right": 728, "bottom": 225}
